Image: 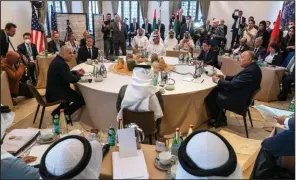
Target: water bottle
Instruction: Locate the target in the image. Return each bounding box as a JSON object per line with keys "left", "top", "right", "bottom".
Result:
{"left": 153, "top": 73, "right": 158, "bottom": 86}
{"left": 108, "top": 125, "right": 116, "bottom": 146}
{"left": 171, "top": 128, "right": 183, "bottom": 156}
{"left": 288, "top": 98, "right": 295, "bottom": 112}
{"left": 53, "top": 114, "right": 60, "bottom": 135}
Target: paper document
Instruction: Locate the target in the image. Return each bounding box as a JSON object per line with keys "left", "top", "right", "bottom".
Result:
{"left": 117, "top": 128, "right": 137, "bottom": 158}
{"left": 112, "top": 150, "right": 149, "bottom": 179}
{"left": 253, "top": 105, "right": 294, "bottom": 121}
{"left": 28, "top": 145, "right": 50, "bottom": 166}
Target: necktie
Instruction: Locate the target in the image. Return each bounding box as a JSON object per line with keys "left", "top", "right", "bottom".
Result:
{"left": 239, "top": 17, "right": 241, "bottom": 25}
{"left": 134, "top": 23, "right": 136, "bottom": 33}
{"left": 27, "top": 44, "right": 32, "bottom": 56}
{"left": 205, "top": 51, "right": 208, "bottom": 60}
{"left": 88, "top": 48, "right": 92, "bottom": 59}
{"left": 254, "top": 48, "right": 258, "bottom": 53}
{"left": 187, "top": 24, "right": 189, "bottom": 30}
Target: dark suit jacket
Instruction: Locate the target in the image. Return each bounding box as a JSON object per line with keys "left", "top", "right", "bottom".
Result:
{"left": 110, "top": 21, "right": 128, "bottom": 43}
{"left": 80, "top": 38, "right": 86, "bottom": 47}
{"left": 223, "top": 25, "right": 228, "bottom": 36}
{"left": 17, "top": 43, "right": 38, "bottom": 61}
{"left": 180, "top": 23, "right": 194, "bottom": 39}
{"left": 102, "top": 20, "right": 112, "bottom": 40}
{"left": 256, "top": 30, "right": 270, "bottom": 48}
{"left": 156, "top": 23, "right": 165, "bottom": 40}
{"left": 142, "top": 23, "right": 152, "bottom": 36}
{"left": 0, "top": 29, "right": 9, "bottom": 57}
{"left": 77, "top": 46, "right": 99, "bottom": 64}
{"left": 202, "top": 24, "right": 212, "bottom": 34}
{"left": 130, "top": 22, "right": 140, "bottom": 36}
{"left": 251, "top": 46, "right": 266, "bottom": 60}
{"left": 232, "top": 13, "right": 246, "bottom": 30}
{"left": 217, "top": 62, "right": 262, "bottom": 115}
{"left": 47, "top": 40, "right": 65, "bottom": 53}
{"left": 46, "top": 55, "right": 81, "bottom": 102}
{"left": 264, "top": 53, "right": 283, "bottom": 66}
{"left": 197, "top": 49, "right": 218, "bottom": 67}
{"left": 233, "top": 44, "right": 250, "bottom": 53}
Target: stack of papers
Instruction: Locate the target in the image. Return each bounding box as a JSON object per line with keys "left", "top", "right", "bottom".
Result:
{"left": 2, "top": 129, "right": 39, "bottom": 153}
{"left": 253, "top": 105, "right": 294, "bottom": 121}
{"left": 28, "top": 145, "right": 50, "bottom": 166}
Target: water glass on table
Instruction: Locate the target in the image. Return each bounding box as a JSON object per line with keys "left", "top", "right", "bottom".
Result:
{"left": 98, "top": 128, "right": 109, "bottom": 145}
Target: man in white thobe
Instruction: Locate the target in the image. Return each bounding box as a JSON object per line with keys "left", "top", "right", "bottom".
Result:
{"left": 131, "top": 28, "right": 149, "bottom": 49}
{"left": 164, "top": 29, "right": 178, "bottom": 50}
{"left": 147, "top": 34, "right": 166, "bottom": 56}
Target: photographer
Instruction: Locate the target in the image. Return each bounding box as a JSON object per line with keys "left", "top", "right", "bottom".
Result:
{"left": 231, "top": 9, "right": 246, "bottom": 49}
{"left": 1, "top": 51, "right": 33, "bottom": 100}
{"left": 101, "top": 13, "right": 113, "bottom": 59}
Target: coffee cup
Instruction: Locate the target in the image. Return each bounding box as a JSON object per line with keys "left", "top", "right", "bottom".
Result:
{"left": 155, "top": 141, "right": 166, "bottom": 152}
{"left": 40, "top": 132, "right": 54, "bottom": 140}
{"left": 171, "top": 165, "right": 177, "bottom": 179}
{"left": 158, "top": 151, "right": 172, "bottom": 165}
{"left": 87, "top": 58, "right": 92, "bottom": 65}
{"left": 95, "top": 75, "right": 103, "bottom": 82}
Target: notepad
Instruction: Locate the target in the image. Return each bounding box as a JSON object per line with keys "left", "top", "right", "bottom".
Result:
{"left": 28, "top": 145, "right": 50, "bottom": 166}
{"left": 112, "top": 150, "right": 149, "bottom": 179}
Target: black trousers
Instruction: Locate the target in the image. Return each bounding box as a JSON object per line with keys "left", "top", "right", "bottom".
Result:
{"left": 114, "top": 41, "right": 127, "bottom": 56}
{"left": 104, "top": 38, "right": 113, "bottom": 59}
{"left": 205, "top": 87, "right": 226, "bottom": 121}
{"left": 231, "top": 28, "right": 240, "bottom": 49}
{"left": 11, "top": 82, "right": 33, "bottom": 98}
{"left": 281, "top": 75, "right": 295, "bottom": 98}
{"left": 27, "top": 62, "right": 36, "bottom": 84}
{"left": 50, "top": 90, "right": 85, "bottom": 116}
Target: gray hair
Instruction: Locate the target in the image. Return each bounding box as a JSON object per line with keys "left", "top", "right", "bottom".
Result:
{"left": 246, "top": 50, "right": 256, "bottom": 61}
{"left": 255, "top": 37, "right": 263, "bottom": 45}
{"left": 59, "top": 46, "right": 71, "bottom": 56}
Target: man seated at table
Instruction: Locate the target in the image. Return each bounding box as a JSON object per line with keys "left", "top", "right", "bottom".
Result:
{"left": 46, "top": 46, "right": 85, "bottom": 119}
{"left": 205, "top": 51, "right": 262, "bottom": 127}
{"left": 65, "top": 33, "right": 79, "bottom": 54}
{"left": 116, "top": 64, "right": 163, "bottom": 121}
{"left": 232, "top": 37, "right": 249, "bottom": 54}
{"left": 131, "top": 28, "right": 149, "bottom": 50}
{"left": 164, "top": 29, "right": 178, "bottom": 50}
{"left": 197, "top": 40, "right": 218, "bottom": 68}
{"left": 147, "top": 34, "right": 166, "bottom": 56}
{"left": 176, "top": 130, "right": 243, "bottom": 179}
{"left": 149, "top": 29, "right": 164, "bottom": 45}
{"left": 250, "top": 37, "right": 266, "bottom": 61}
{"left": 1, "top": 51, "right": 33, "bottom": 100}
{"left": 39, "top": 136, "right": 103, "bottom": 179}
{"left": 77, "top": 36, "right": 99, "bottom": 64}
{"left": 17, "top": 32, "right": 38, "bottom": 85}
{"left": 47, "top": 33, "right": 65, "bottom": 53}
{"left": 179, "top": 31, "right": 195, "bottom": 52}
{"left": 278, "top": 56, "right": 295, "bottom": 101}
{"left": 251, "top": 116, "right": 294, "bottom": 179}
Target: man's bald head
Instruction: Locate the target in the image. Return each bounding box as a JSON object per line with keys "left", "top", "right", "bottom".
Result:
{"left": 239, "top": 51, "right": 255, "bottom": 68}
{"left": 240, "top": 37, "right": 247, "bottom": 45}
{"left": 6, "top": 51, "right": 19, "bottom": 65}
{"left": 59, "top": 46, "right": 73, "bottom": 62}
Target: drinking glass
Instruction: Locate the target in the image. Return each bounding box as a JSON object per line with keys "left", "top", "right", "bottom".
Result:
{"left": 98, "top": 128, "right": 109, "bottom": 145}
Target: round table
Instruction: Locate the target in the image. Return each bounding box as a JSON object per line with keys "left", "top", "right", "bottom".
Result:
{"left": 73, "top": 57, "right": 222, "bottom": 135}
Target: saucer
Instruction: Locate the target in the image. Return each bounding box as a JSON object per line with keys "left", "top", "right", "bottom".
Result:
{"left": 154, "top": 156, "right": 176, "bottom": 171}
{"left": 37, "top": 134, "right": 58, "bottom": 144}
{"left": 165, "top": 169, "right": 175, "bottom": 179}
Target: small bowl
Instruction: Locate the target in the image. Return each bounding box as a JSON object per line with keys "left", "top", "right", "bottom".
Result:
{"left": 159, "top": 151, "right": 172, "bottom": 165}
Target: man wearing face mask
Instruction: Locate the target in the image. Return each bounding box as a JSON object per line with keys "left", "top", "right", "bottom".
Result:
{"left": 132, "top": 28, "right": 149, "bottom": 50}
{"left": 164, "top": 29, "right": 178, "bottom": 50}
{"left": 180, "top": 16, "right": 194, "bottom": 40}
{"left": 0, "top": 23, "right": 17, "bottom": 58}
{"left": 47, "top": 33, "right": 65, "bottom": 53}
{"left": 179, "top": 31, "right": 195, "bottom": 51}
{"left": 17, "top": 33, "right": 38, "bottom": 85}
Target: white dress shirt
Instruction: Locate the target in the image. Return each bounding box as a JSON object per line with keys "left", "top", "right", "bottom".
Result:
{"left": 264, "top": 53, "right": 277, "bottom": 64}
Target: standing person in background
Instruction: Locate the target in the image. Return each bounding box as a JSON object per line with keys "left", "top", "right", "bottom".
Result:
{"left": 129, "top": 17, "right": 140, "bottom": 46}
{"left": 175, "top": 9, "right": 186, "bottom": 40}
{"left": 280, "top": 26, "right": 295, "bottom": 60}
{"left": 156, "top": 18, "right": 165, "bottom": 41}
{"left": 0, "top": 23, "right": 17, "bottom": 58}
{"left": 180, "top": 16, "right": 194, "bottom": 40}
{"left": 65, "top": 33, "right": 79, "bottom": 54}
{"left": 142, "top": 19, "right": 152, "bottom": 39}
{"left": 111, "top": 15, "right": 128, "bottom": 56}
{"left": 220, "top": 19, "right": 228, "bottom": 37}
{"left": 256, "top": 21, "right": 270, "bottom": 48}
{"left": 79, "top": 30, "right": 89, "bottom": 47}
{"left": 102, "top": 13, "right": 113, "bottom": 59}
{"left": 17, "top": 33, "right": 38, "bottom": 85}
{"left": 169, "top": 14, "right": 175, "bottom": 30}
{"left": 231, "top": 10, "right": 246, "bottom": 49}
{"left": 248, "top": 16, "right": 259, "bottom": 30}
{"left": 266, "top": 21, "right": 272, "bottom": 34}
{"left": 47, "top": 33, "right": 65, "bottom": 53}
{"left": 243, "top": 20, "right": 258, "bottom": 48}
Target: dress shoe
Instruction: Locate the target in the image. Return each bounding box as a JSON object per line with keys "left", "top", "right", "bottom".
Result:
{"left": 278, "top": 93, "right": 287, "bottom": 101}
{"left": 208, "top": 119, "right": 217, "bottom": 126}
{"left": 213, "top": 120, "right": 228, "bottom": 128}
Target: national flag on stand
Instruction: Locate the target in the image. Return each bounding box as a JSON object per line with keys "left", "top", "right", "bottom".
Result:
{"left": 152, "top": 9, "right": 157, "bottom": 31}
{"left": 173, "top": 9, "right": 179, "bottom": 34}
{"left": 267, "top": 10, "right": 281, "bottom": 52}
{"left": 31, "top": 9, "right": 44, "bottom": 52}
{"left": 51, "top": 5, "right": 58, "bottom": 38}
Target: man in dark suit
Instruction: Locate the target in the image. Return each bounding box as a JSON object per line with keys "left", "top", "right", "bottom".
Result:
{"left": 175, "top": 9, "right": 186, "bottom": 40}
{"left": 232, "top": 37, "right": 249, "bottom": 54}
{"left": 142, "top": 19, "right": 152, "bottom": 39}
{"left": 129, "top": 17, "right": 140, "bottom": 46}
{"left": 102, "top": 13, "right": 113, "bottom": 59}
{"left": 17, "top": 33, "right": 38, "bottom": 85}
{"left": 220, "top": 19, "right": 228, "bottom": 36}
{"left": 156, "top": 18, "right": 165, "bottom": 41}
{"left": 250, "top": 37, "right": 266, "bottom": 61}
{"left": 202, "top": 20, "right": 212, "bottom": 35}
{"left": 197, "top": 41, "right": 218, "bottom": 68}
{"left": 46, "top": 46, "right": 85, "bottom": 118}
{"left": 278, "top": 58, "right": 295, "bottom": 101}
{"left": 47, "top": 33, "right": 65, "bottom": 53}
{"left": 0, "top": 23, "right": 17, "bottom": 58}
{"left": 231, "top": 10, "right": 246, "bottom": 49}
{"left": 180, "top": 16, "right": 194, "bottom": 40}
{"left": 77, "top": 36, "right": 99, "bottom": 64}
{"left": 110, "top": 15, "right": 128, "bottom": 56}
{"left": 206, "top": 51, "right": 262, "bottom": 127}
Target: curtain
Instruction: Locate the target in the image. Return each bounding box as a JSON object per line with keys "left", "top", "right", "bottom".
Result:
{"left": 111, "top": 0, "right": 118, "bottom": 16}
{"left": 65, "top": 0, "right": 72, "bottom": 13}
{"left": 98, "top": 0, "right": 102, "bottom": 14}
{"left": 139, "top": 0, "right": 149, "bottom": 22}
{"left": 41, "top": 1, "right": 48, "bottom": 49}
{"left": 200, "top": 0, "right": 211, "bottom": 24}
{"left": 82, "top": 0, "right": 89, "bottom": 14}
{"left": 169, "top": 0, "right": 180, "bottom": 17}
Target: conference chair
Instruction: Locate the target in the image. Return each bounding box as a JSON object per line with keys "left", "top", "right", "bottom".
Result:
{"left": 122, "top": 108, "right": 158, "bottom": 145}
{"left": 216, "top": 88, "right": 261, "bottom": 138}
{"left": 27, "top": 81, "right": 73, "bottom": 129}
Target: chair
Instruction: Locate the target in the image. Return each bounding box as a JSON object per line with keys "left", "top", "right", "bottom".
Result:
{"left": 122, "top": 108, "right": 158, "bottom": 145}
{"left": 217, "top": 88, "right": 261, "bottom": 138}
{"left": 26, "top": 81, "right": 72, "bottom": 129}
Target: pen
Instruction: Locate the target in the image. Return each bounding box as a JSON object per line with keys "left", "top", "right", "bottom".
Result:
{"left": 201, "top": 79, "right": 204, "bottom": 83}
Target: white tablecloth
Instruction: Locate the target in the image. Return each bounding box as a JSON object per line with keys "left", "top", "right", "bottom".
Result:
{"left": 73, "top": 57, "right": 222, "bottom": 135}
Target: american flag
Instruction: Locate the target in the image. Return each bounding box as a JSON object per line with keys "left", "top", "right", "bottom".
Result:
{"left": 51, "top": 5, "right": 58, "bottom": 35}
{"left": 31, "top": 9, "right": 44, "bottom": 52}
